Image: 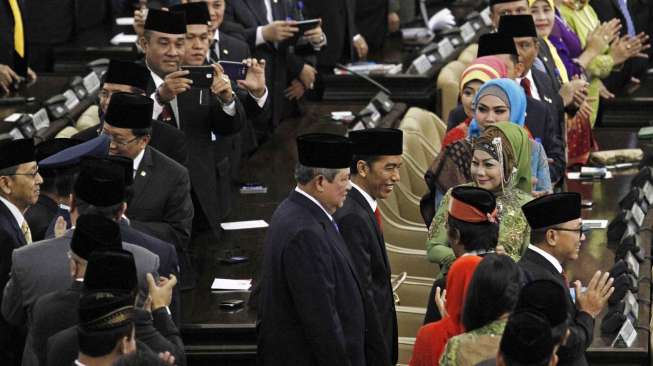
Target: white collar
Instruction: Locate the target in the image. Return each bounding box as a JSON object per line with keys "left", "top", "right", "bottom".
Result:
{"left": 213, "top": 30, "right": 220, "bottom": 42}
{"left": 350, "top": 181, "right": 377, "bottom": 212}
{"left": 528, "top": 244, "right": 563, "bottom": 273}
{"left": 74, "top": 360, "right": 87, "bottom": 366}
{"left": 294, "top": 186, "right": 334, "bottom": 222}
{"left": 146, "top": 63, "right": 165, "bottom": 89}
{"left": 0, "top": 195, "right": 25, "bottom": 228}
{"left": 133, "top": 148, "right": 146, "bottom": 175}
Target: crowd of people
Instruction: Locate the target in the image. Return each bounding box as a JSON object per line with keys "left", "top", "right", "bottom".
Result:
{"left": 0, "top": 0, "right": 651, "bottom": 364}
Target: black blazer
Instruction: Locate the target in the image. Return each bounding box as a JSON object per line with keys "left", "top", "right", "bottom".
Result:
{"left": 537, "top": 38, "right": 563, "bottom": 92}
{"left": 224, "top": 0, "right": 304, "bottom": 127}
{"left": 146, "top": 75, "right": 244, "bottom": 238}
{"left": 46, "top": 308, "right": 185, "bottom": 366}
{"left": 0, "top": 201, "right": 27, "bottom": 365}
{"left": 24, "top": 194, "right": 59, "bottom": 242}
{"left": 524, "top": 95, "right": 565, "bottom": 184}
{"left": 257, "top": 190, "right": 389, "bottom": 366}
{"left": 27, "top": 281, "right": 83, "bottom": 366}
{"left": 303, "top": 0, "right": 358, "bottom": 67}
{"left": 72, "top": 119, "right": 189, "bottom": 167}
{"left": 334, "top": 187, "right": 397, "bottom": 365}
{"left": 127, "top": 146, "right": 193, "bottom": 250}
{"left": 355, "top": 0, "right": 388, "bottom": 52}
{"left": 519, "top": 248, "right": 594, "bottom": 366}
{"left": 0, "top": 0, "right": 30, "bottom": 76}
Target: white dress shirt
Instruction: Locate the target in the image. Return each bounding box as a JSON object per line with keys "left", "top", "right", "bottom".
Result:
{"left": 528, "top": 244, "right": 563, "bottom": 273}
{"left": 350, "top": 182, "right": 377, "bottom": 212}
{"left": 133, "top": 148, "right": 145, "bottom": 178}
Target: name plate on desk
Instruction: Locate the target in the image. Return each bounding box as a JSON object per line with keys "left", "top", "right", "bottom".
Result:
{"left": 83, "top": 72, "right": 101, "bottom": 94}
{"left": 625, "top": 252, "right": 640, "bottom": 276}
{"left": 412, "top": 54, "right": 432, "bottom": 75}
{"left": 461, "top": 22, "right": 475, "bottom": 43}
{"left": 480, "top": 7, "right": 492, "bottom": 26}
{"left": 625, "top": 291, "right": 639, "bottom": 319}
{"left": 611, "top": 317, "right": 637, "bottom": 348}
{"left": 9, "top": 128, "right": 24, "bottom": 140}
{"left": 437, "top": 38, "right": 455, "bottom": 60}
{"left": 643, "top": 181, "right": 653, "bottom": 205}
{"left": 630, "top": 203, "right": 645, "bottom": 227}
{"left": 63, "top": 89, "right": 80, "bottom": 110}
{"left": 32, "top": 108, "right": 50, "bottom": 130}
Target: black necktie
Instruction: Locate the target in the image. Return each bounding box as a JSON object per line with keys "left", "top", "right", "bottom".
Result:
{"left": 209, "top": 40, "right": 220, "bottom": 63}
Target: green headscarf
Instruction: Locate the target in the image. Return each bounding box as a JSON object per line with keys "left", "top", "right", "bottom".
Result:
{"left": 493, "top": 122, "right": 532, "bottom": 193}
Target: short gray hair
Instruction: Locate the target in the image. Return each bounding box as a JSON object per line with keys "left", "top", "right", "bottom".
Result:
{"left": 0, "top": 165, "right": 18, "bottom": 177}
{"left": 294, "top": 163, "right": 343, "bottom": 185}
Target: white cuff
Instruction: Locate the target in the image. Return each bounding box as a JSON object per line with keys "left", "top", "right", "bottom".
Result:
{"left": 221, "top": 99, "right": 237, "bottom": 116}
{"left": 256, "top": 26, "right": 266, "bottom": 46}
{"left": 353, "top": 34, "right": 363, "bottom": 43}
{"left": 149, "top": 92, "right": 164, "bottom": 119}
{"left": 310, "top": 33, "right": 327, "bottom": 50}
{"left": 249, "top": 87, "right": 268, "bottom": 109}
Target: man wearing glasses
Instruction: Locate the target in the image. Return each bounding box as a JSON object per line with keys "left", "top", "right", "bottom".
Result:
{"left": 519, "top": 192, "right": 614, "bottom": 366}
{"left": 0, "top": 138, "right": 42, "bottom": 364}
{"left": 102, "top": 92, "right": 193, "bottom": 254}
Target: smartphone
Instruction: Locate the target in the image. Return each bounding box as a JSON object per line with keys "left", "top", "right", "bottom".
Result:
{"left": 220, "top": 299, "right": 245, "bottom": 310}
{"left": 218, "top": 61, "right": 248, "bottom": 81}
{"left": 288, "top": 18, "right": 320, "bottom": 43}
{"left": 181, "top": 66, "right": 214, "bottom": 88}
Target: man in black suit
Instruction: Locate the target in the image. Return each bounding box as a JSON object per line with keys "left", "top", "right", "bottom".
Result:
{"left": 355, "top": 0, "right": 388, "bottom": 56}
{"left": 0, "top": 138, "right": 42, "bottom": 365}
{"left": 498, "top": 16, "right": 566, "bottom": 185}
{"left": 42, "top": 248, "right": 185, "bottom": 366}
{"left": 103, "top": 92, "right": 193, "bottom": 253}
{"left": 258, "top": 133, "right": 388, "bottom": 366}
{"left": 519, "top": 193, "right": 614, "bottom": 366}
{"left": 0, "top": 0, "right": 36, "bottom": 93}
{"left": 73, "top": 59, "right": 188, "bottom": 167}
{"left": 334, "top": 128, "right": 401, "bottom": 365}
{"left": 142, "top": 9, "right": 244, "bottom": 239}
{"left": 224, "top": 0, "right": 324, "bottom": 129}
{"left": 26, "top": 216, "right": 124, "bottom": 366}
{"left": 24, "top": 139, "right": 81, "bottom": 242}
{"left": 174, "top": 1, "right": 270, "bottom": 218}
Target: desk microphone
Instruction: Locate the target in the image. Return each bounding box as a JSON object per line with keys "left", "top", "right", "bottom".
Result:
{"left": 334, "top": 64, "right": 392, "bottom": 96}
{"left": 0, "top": 96, "right": 36, "bottom": 106}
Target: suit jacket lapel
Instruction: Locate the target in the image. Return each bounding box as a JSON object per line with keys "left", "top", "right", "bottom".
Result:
{"left": 0, "top": 202, "right": 25, "bottom": 247}
{"left": 244, "top": 0, "right": 269, "bottom": 25}
{"left": 348, "top": 189, "right": 390, "bottom": 270}
{"left": 129, "top": 147, "right": 153, "bottom": 208}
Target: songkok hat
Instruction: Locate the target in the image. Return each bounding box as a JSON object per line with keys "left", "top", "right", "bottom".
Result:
{"left": 106, "top": 155, "right": 134, "bottom": 187}
{"left": 521, "top": 192, "right": 581, "bottom": 229}
{"left": 498, "top": 15, "right": 538, "bottom": 37}
{"left": 477, "top": 33, "right": 519, "bottom": 57}
{"left": 296, "top": 133, "right": 352, "bottom": 169}
{"left": 516, "top": 280, "right": 569, "bottom": 327}
{"left": 491, "top": 0, "right": 529, "bottom": 6}
{"left": 103, "top": 60, "right": 150, "bottom": 92}
{"left": 169, "top": 2, "right": 211, "bottom": 25}
{"left": 0, "top": 138, "right": 34, "bottom": 170}
{"left": 349, "top": 128, "right": 403, "bottom": 156}
{"left": 78, "top": 291, "right": 134, "bottom": 332}
{"left": 74, "top": 157, "right": 127, "bottom": 206}
{"left": 35, "top": 139, "right": 82, "bottom": 163}
{"left": 70, "top": 214, "right": 122, "bottom": 260}
{"left": 500, "top": 310, "right": 555, "bottom": 364}
{"left": 144, "top": 8, "right": 187, "bottom": 35}
{"left": 104, "top": 93, "right": 153, "bottom": 130}
{"left": 449, "top": 186, "right": 498, "bottom": 223}
{"left": 84, "top": 250, "right": 137, "bottom": 293}
{"left": 38, "top": 135, "right": 110, "bottom": 169}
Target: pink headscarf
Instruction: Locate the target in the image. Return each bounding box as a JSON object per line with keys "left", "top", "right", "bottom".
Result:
{"left": 459, "top": 56, "right": 509, "bottom": 92}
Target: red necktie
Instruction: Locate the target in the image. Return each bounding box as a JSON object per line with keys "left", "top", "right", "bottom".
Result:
{"left": 157, "top": 103, "right": 175, "bottom": 127}
{"left": 520, "top": 78, "right": 533, "bottom": 97}
{"left": 374, "top": 208, "right": 383, "bottom": 232}
{"left": 561, "top": 270, "right": 570, "bottom": 289}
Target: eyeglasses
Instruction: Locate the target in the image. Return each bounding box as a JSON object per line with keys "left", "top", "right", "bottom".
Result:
{"left": 8, "top": 170, "right": 40, "bottom": 179}
{"left": 100, "top": 130, "right": 141, "bottom": 147}
{"left": 551, "top": 226, "right": 589, "bottom": 239}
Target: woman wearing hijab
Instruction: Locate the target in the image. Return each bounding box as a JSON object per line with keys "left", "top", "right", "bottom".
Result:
{"left": 442, "top": 56, "right": 510, "bottom": 149}
{"left": 410, "top": 255, "right": 482, "bottom": 366}
{"left": 439, "top": 254, "right": 522, "bottom": 365}
{"left": 427, "top": 123, "right": 533, "bottom": 275}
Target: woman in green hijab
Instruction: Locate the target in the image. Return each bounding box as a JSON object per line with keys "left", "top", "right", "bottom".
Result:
{"left": 426, "top": 122, "right": 533, "bottom": 275}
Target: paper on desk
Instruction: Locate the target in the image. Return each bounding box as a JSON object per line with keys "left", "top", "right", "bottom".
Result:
{"left": 583, "top": 220, "right": 608, "bottom": 229}
{"left": 110, "top": 33, "right": 138, "bottom": 45}
{"left": 220, "top": 220, "right": 269, "bottom": 230}
{"left": 566, "top": 171, "right": 613, "bottom": 180}
{"left": 115, "top": 17, "right": 135, "bottom": 26}
{"left": 211, "top": 278, "right": 252, "bottom": 290}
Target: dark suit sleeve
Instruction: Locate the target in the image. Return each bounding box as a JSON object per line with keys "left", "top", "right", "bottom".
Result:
{"left": 283, "top": 230, "right": 353, "bottom": 366}
{"left": 336, "top": 213, "right": 374, "bottom": 300}
{"left": 558, "top": 310, "right": 594, "bottom": 362}
{"left": 286, "top": 54, "right": 305, "bottom": 81}
{"left": 209, "top": 96, "right": 245, "bottom": 135}
{"left": 224, "top": 2, "right": 258, "bottom": 49}
{"left": 541, "top": 106, "right": 565, "bottom": 184}
{"left": 130, "top": 167, "right": 193, "bottom": 249}
{"left": 151, "top": 307, "right": 187, "bottom": 366}
{"left": 1, "top": 246, "right": 24, "bottom": 326}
